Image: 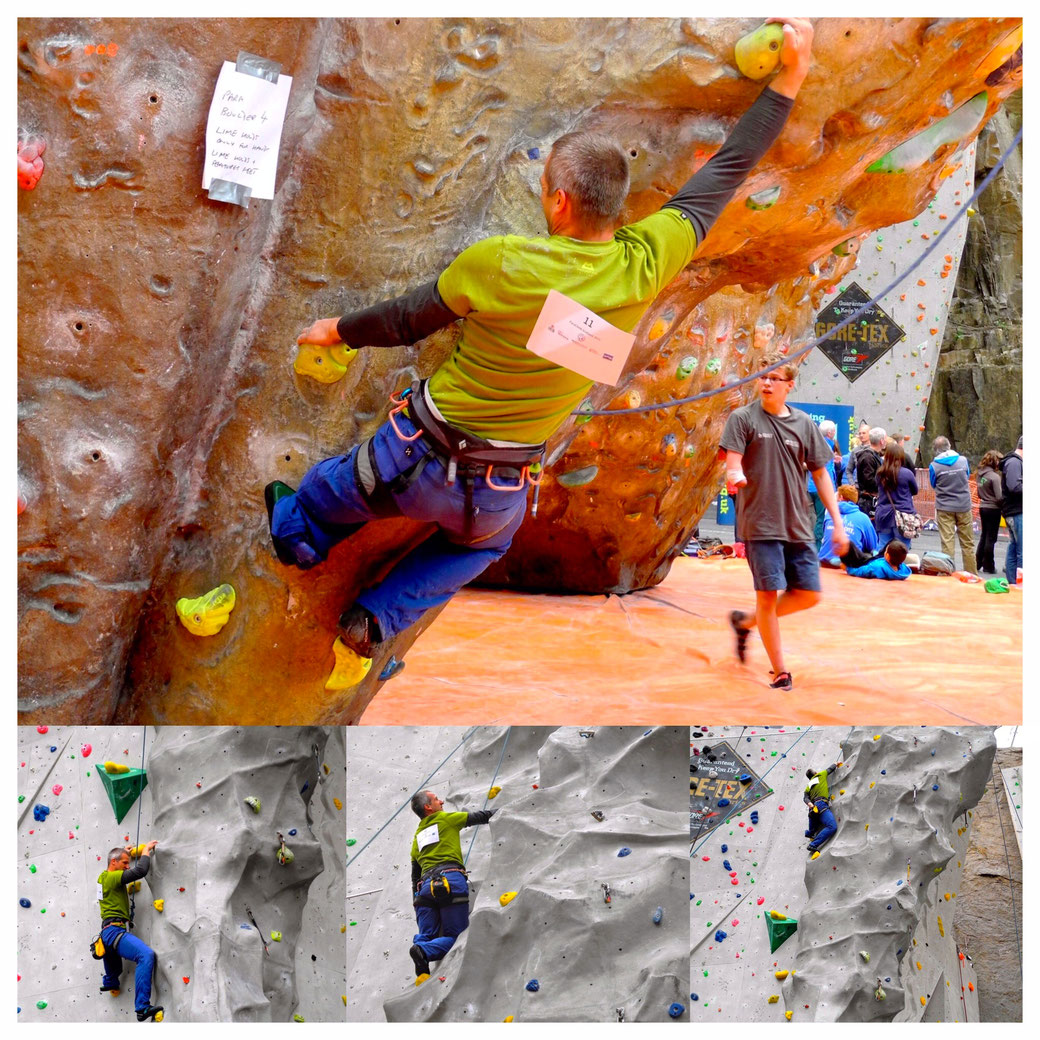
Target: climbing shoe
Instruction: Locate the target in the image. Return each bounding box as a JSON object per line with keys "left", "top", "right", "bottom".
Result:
{"left": 338, "top": 604, "right": 382, "bottom": 658}
{"left": 769, "top": 671, "right": 793, "bottom": 690}
{"left": 325, "top": 637, "right": 373, "bottom": 691}
{"left": 729, "top": 610, "right": 752, "bottom": 662}
{"left": 264, "top": 481, "right": 302, "bottom": 566}
{"left": 136, "top": 1005, "right": 164, "bottom": 1022}
{"left": 409, "top": 944, "right": 430, "bottom": 978}
{"left": 100, "top": 984, "right": 120, "bottom": 995}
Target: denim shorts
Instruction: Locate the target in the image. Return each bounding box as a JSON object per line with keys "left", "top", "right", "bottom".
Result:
{"left": 745, "top": 540, "right": 821, "bottom": 593}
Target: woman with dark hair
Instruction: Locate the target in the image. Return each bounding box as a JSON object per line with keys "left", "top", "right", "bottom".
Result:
{"left": 975, "top": 449, "right": 1004, "bottom": 573}
{"left": 875, "top": 441, "right": 919, "bottom": 548}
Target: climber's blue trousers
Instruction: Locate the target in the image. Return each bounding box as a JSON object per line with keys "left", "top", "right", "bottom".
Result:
{"left": 100, "top": 926, "right": 155, "bottom": 1012}
{"left": 413, "top": 870, "right": 471, "bottom": 962}
{"left": 271, "top": 412, "right": 529, "bottom": 640}
{"left": 806, "top": 799, "right": 837, "bottom": 851}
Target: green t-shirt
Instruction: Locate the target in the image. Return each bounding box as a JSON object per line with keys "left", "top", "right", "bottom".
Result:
{"left": 805, "top": 770, "right": 831, "bottom": 803}
{"left": 97, "top": 869, "right": 132, "bottom": 921}
{"left": 430, "top": 208, "right": 698, "bottom": 444}
{"left": 410, "top": 810, "right": 470, "bottom": 876}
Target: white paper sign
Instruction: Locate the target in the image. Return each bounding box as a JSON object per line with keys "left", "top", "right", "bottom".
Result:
{"left": 526, "top": 289, "right": 636, "bottom": 385}
{"left": 416, "top": 824, "right": 440, "bottom": 850}
{"left": 96, "top": 882, "right": 104, "bottom": 901}
{"left": 203, "top": 61, "right": 292, "bottom": 200}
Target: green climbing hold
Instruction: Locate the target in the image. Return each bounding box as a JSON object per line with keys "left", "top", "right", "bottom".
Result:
{"left": 705, "top": 358, "right": 721, "bottom": 375}
{"left": 575, "top": 399, "right": 595, "bottom": 425}
{"left": 867, "top": 93, "right": 988, "bottom": 173}
{"left": 557, "top": 466, "right": 599, "bottom": 488}
{"left": 747, "top": 185, "right": 781, "bottom": 210}
{"left": 97, "top": 763, "right": 148, "bottom": 825}
{"left": 244, "top": 796, "right": 261, "bottom": 814}
{"left": 346, "top": 838, "right": 357, "bottom": 846}
{"left": 36, "top": 1001, "right": 47, "bottom": 1010}
{"left": 766, "top": 912, "right": 798, "bottom": 953}
{"left": 18, "top": 795, "right": 25, "bottom": 803}
{"left": 677, "top": 356, "right": 698, "bottom": 379}
{"left": 293, "top": 1013, "right": 305, "bottom": 1022}
{"left": 29, "top": 864, "right": 37, "bottom": 874}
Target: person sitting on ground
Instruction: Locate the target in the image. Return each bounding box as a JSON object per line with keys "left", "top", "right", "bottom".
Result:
{"left": 803, "top": 764, "right": 839, "bottom": 854}
{"left": 846, "top": 539, "right": 911, "bottom": 580}
{"left": 408, "top": 790, "right": 495, "bottom": 978}
{"left": 265, "top": 19, "right": 817, "bottom": 684}
{"left": 97, "top": 841, "right": 163, "bottom": 1022}
{"left": 819, "top": 485, "right": 878, "bottom": 567}
{"left": 874, "top": 441, "right": 919, "bottom": 549}
{"left": 975, "top": 449, "right": 1004, "bottom": 574}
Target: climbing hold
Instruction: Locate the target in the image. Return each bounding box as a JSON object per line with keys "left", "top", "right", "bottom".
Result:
{"left": 747, "top": 185, "right": 782, "bottom": 210}
{"left": 715, "top": 930, "right": 727, "bottom": 942}
{"left": 775, "top": 970, "right": 789, "bottom": 980}
{"left": 705, "top": 358, "right": 722, "bottom": 375}
{"left": 36, "top": 726, "right": 48, "bottom": 734}
{"left": 35, "top": 1001, "right": 47, "bottom": 1010}
{"left": 757, "top": 897, "right": 765, "bottom": 905}
{"left": 19, "top": 898, "right": 31, "bottom": 908}
{"left": 326, "top": 637, "right": 373, "bottom": 690}
{"left": 244, "top": 797, "right": 262, "bottom": 814}
{"left": 488, "top": 786, "right": 501, "bottom": 799}
{"left": 768, "top": 995, "right": 780, "bottom": 1004}
{"left": 617, "top": 847, "right": 631, "bottom": 857}
{"left": 415, "top": 974, "right": 430, "bottom": 986}
{"left": 723, "top": 860, "right": 732, "bottom": 871}
{"left": 153, "top": 899, "right": 164, "bottom": 912}
{"left": 176, "top": 583, "right": 236, "bottom": 637}
{"left": 333, "top": 798, "right": 343, "bottom": 810}
{"left": 677, "top": 356, "right": 698, "bottom": 379}
{"left": 932, "top": 784, "right": 939, "bottom": 791}
{"left": 18, "top": 139, "right": 47, "bottom": 190}
{"left": 292, "top": 1014, "right": 305, "bottom": 1022}
{"left": 81, "top": 743, "right": 92, "bottom": 758}
{"left": 868, "top": 93, "right": 988, "bottom": 173}
{"left": 293, "top": 341, "right": 357, "bottom": 383}
{"left": 734, "top": 22, "right": 785, "bottom": 80}
{"left": 718, "top": 798, "right": 729, "bottom": 807}
{"left": 33, "top": 804, "right": 50, "bottom": 822}
{"left": 270, "top": 931, "right": 282, "bottom": 942}
{"left": 575, "top": 399, "right": 595, "bottom": 425}
{"left": 557, "top": 465, "right": 599, "bottom": 488}
{"left": 378, "top": 656, "right": 405, "bottom": 682}
{"left": 875, "top": 983, "right": 887, "bottom": 1001}
{"left": 346, "top": 838, "right": 356, "bottom": 846}
{"left": 29, "top": 864, "right": 37, "bottom": 874}
{"left": 590, "top": 810, "right": 604, "bottom": 822}
{"left": 667, "top": 1002, "right": 685, "bottom": 1018}
{"left": 499, "top": 892, "right": 518, "bottom": 907}
{"left": 277, "top": 840, "right": 295, "bottom": 866}
{"left": 652, "top": 906, "right": 664, "bottom": 925}
{"left": 720, "top": 844, "right": 728, "bottom": 853}
{"left": 525, "top": 979, "right": 540, "bottom": 992}
{"left": 102, "top": 761, "right": 130, "bottom": 774}
{"left": 288, "top": 829, "right": 297, "bottom": 837}
{"left": 785, "top": 1011, "right": 793, "bottom": 1021}
{"left": 860, "top": 951, "right": 870, "bottom": 963}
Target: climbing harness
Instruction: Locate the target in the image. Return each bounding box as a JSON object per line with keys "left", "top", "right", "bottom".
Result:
{"left": 414, "top": 864, "right": 470, "bottom": 908}
{"left": 572, "top": 127, "right": 1023, "bottom": 421}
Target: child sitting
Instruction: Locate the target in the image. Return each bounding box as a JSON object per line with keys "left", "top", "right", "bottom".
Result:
{"left": 845, "top": 539, "right": 912, "bottom": 581}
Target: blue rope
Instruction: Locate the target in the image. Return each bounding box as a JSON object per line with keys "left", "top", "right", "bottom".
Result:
{"left": 464, "top": 726, "right": 512, "bottom": 868}
{"left": 346, "top": 727, "right": 478, "bottom": 871}
{"left": 578, "top": 126, "right": 1023, "bottom": 417}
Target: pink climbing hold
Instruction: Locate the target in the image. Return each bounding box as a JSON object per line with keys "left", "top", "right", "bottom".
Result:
{"left": 52, "top": 784, "right": 63, "bottom": 796}
{"left": 778, "top": 805, "right": 784, "bottom": 811}
{"left": 757, "top": 897, "right": 765, "bottom": 905}
{"left": 732, "top": 919, "right": 740, "bottom": 926}
{"left": 746, "top": 827, "right": 753, "bottom": 833}
{"left": 81, "top": 743, "right": 92, "bottom": 757}
{"left": 36, "top": 726, "right": 48, "bottom": 734}
{"left": 68, "top": 831, "right": 74, "bottom": 840}
{"left": 731, "top": 878, "right": 739, "bottom": 885}
{"left": 702, "top": 856, "right": 711, "bottom": 861}
{"left": 18, "top": 139, "right": 46, "bottom": 191}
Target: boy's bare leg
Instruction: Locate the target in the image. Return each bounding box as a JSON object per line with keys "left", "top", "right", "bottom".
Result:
{"left": 740, "top": 588, "right": 822, "bottom": 675}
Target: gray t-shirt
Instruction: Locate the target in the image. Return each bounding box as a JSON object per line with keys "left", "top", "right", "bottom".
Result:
{"left": 720, "top": 402, "right": 831, "bottom": 544}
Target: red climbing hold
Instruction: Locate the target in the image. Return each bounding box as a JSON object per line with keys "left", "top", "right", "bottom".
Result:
{"left": 183, "top": 977, "right": 190, "bottom": 984}
{"left": 757, "top": 897, "right": 765, "bottom": 905}
{"left": 36, "top": 726, "right": 48, "bottom": 734}
{"left": 17, "top": 496, "right": 26, "bottom": 515}
{"left": 81, "top": 743, "right": 92, "bottom": 757}
{"left": 532, "top": 784, "right": 538, "bottom": 789}
{"left": 17, "top": 139, "right": 46, "bottom": 191}
{"left": 778, "top": 805, "right": 784, "bottom": 811}
{"left": 52, "top": 784, "right": 63, "bottom": 796}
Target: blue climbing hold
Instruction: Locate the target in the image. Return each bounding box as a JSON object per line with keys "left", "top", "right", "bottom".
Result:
{"left": 897, "top": 880, "right": 903, "bottom": 886}
{"left": 301, "top": 782, "right": 309, "bottom": 794}
{"left": 652, "top": 906, "right": 664, "bottom": 924}
{"left": 617, "top": 847, "right": 631, "bottom": 857}
{"left": 19, "top": 898, "right": 31, "bottom": 908}
{"left": 240, "top": 924, "right": 251, "bottom": 930}
{"left": 527, "top": 147, "right": 540, "bottom": 160}
{"left": 689, "top": 893, "right": 695, "bottom": 900}
{"left": 668, "top": 1002, "right": 685, "bottom": 1018}
{"left": 881, "top": 770, "right": 886, "bottom": 775}
{"left": 718, "top": 798, "right": 730, "bottom": 807}
{"left": 750, "top": 811, "right": 759, "bottom": 823}
{"left": 33, "top": 804, "right": 50, "bottom": 822}
{"left": 288, "top": 829, "right": 297, "bottom": 836}
{"left": 49, "top": 746, "right": 57, "bottom": 753}
{"left": 723, "top": 860, "right": 732, "bottom": 872}
{"left": 720, "top": 844, "right": 728, "bottom": 853}
{"left": 526, "top": 979, "right": 539, "bottom": 992}
{"left": 714, "top": 929, "right": 727, "bottom": 942}
{"left": 691, "top": 993, "right": 699, "bottom": 1002}
{"left": 379, "top": 656, "right": 405, "bottom": 682}
{"left": 932, "top": 784, "right": 939, "bottom": 791}
{"left": 931, "top": 750, "right": 936, "bottom": 756}
{"left": 739, "top": 774, "right": 751, "bottom": 783}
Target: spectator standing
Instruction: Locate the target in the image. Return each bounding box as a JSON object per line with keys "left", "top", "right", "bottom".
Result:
{"left": 929, "top": 436, "right": 977, "bottom": 574}
{"left": 975, "top": 450, "right": 1004, "bottom": 574}
{"left": 852, "top": 427, "right": 886, "bottom": 521}
{"left": 843, "top": 421, "right": 871, "bottom": 485}
{"left": 1000, "top": 436, "right": 1023, "bottom": 584}
{"left": 807, "top": 419, "right": 842, "bottom": 550}
{"left": 875, "top": 442, "right": 919, "bottom": 549}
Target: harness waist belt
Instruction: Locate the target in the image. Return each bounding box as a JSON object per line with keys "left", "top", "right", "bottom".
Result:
{"left": 420, "top": 861, "right": 466, "bottom": 884}
{"left": 102, "top": 919, "right": 130, "bottom": 928}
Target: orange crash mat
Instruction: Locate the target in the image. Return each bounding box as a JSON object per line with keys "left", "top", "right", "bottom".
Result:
{"left": 363, "top": 557, "right": 1021, "bottom": 725}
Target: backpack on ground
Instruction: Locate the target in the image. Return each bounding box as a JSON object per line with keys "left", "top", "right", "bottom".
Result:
{"left": 920, "top": 550, "right": 955, "bottom": 575}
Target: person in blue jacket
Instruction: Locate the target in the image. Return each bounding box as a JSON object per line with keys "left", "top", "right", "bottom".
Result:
{"left": 819, "top": 485, "right": 878, "bottom": 567}
{"left": 846, "top": 539, "right": 911, "bottom": 580}
{"left": 807, "top": 420, "right": 843, "bottom": 549}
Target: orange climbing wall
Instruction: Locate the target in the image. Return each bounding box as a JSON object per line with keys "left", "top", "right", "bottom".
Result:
{"left": 363, "top": 558, "right": 1021, "bottom": 725}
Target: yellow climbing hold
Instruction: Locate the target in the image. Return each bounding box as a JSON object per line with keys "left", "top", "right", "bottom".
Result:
{"left": 920, "top": 996, "right": 927, "bottom": 1007}
{"left": 129, "top": 843, "right": 148, "bottom": 857}
{"left": 869, "top": 782, "right": 875, "bottom": 789}
{"left": 342, "top": 996, "right": 347, "bottom": 1006}
{"left": 503, "top": 1016, "right": 514, "bottom": 1022}
{"left": 153, "top": 899, "right": 164, "bottom": 912}
{"left": 325, "top": 638, "right": 373, "bottom": 690}
{"left": 155, "top": 1011, "right": 164, "bottom": 1022}
{"left": 937, "top": 915, "right": 944, "bottom": 937}
{"left": 917, "top": 961, "right": 923, "bottom": 971}
{"left": 811, "top": 851, "right": 820, "bottom": 860}
{"left": 499, "top": 892, "right": 518, "bottom": 907}
{"left": 865, "top": 824, "right": 869, "bottom": 831}
{"left": 785, "top": 1010, "right": 793, "bottom": 1021}
{"left": 768, "top": 995, "right": 780, "bottom": 1004}
{"left": 775, "top": 970, "right": 789, "bottom": 980}
{"left": 293, "top": 342, "right": 358, "bottom": 384}
{"left": 769, "top": 910, "right": 787, "bottom": 920}
{"left": 415, "top": 973, "right": 430, "bottom": 986}
{"left": 735, "top": 22, "right": 785, "bottom": 80}
{"left": 873, "top": 735, "right": 881, "bottom": 741}
{"left": 103, "top": 761, "right": 130, "bottom": 774}
{"left": 488, "top": 786, "right": 502, "bottom": 799}
{"left": 127, "top": 880, "right": 141, "bottom": 894}
{"left": 176, "top": 583, "right": 236, "bottom": 637}
{"left": 333, "top": 798, "right": 343, "bottom": 811}
{"left": 648, "top": 319, "right": 667, "bottom": 340}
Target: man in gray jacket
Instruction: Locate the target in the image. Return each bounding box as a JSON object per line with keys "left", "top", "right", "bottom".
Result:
{"left": 928, "top": 436, "right": 977, "bottom": 574}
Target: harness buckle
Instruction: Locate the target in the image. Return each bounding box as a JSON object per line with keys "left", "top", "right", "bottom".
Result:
{"left": 388, "top": 389, "right": 424, "bottom": 443}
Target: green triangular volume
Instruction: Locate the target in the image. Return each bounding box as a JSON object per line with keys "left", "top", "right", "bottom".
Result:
{"left": 96, "top": 764, "right": 148, "bottom": 825}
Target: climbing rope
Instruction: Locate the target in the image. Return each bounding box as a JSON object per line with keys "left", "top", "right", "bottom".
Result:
{"left": 345, "top": 727, "right": 479, "bottom": 871}
{"left": 990, "top": 762, "right": 1022, "bottom": 978}
{"left": 574, "top": 127, "right": 1023, "bottom": 419}
{"left": 464, "top": 726, "right": 512, "bottom": 868}
{"left": 129, "top": 726, "right": 148, "bottom": 924}
{"left": 690, "top": 727, "right": 814, "bottom": 857}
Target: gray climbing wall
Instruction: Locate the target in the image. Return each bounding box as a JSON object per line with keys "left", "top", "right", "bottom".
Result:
{"left": 690, "top": 726, "right": 999, "bottom": 1022}
{"left": 16, "top": 726, "right": 346, "bottom": 1022}
{"left": 796, "top": 145, "right": 976, "bottom": 459}
{"left": 347, "top": 726, "right": 689, "bottom": 1022}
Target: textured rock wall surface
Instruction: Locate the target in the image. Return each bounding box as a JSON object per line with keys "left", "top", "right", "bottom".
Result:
{"left": 17, "top": 19, "right": 1022, "bottom": 724}
{"left": 346, "top": 726, "right": 688, "bottom": 1022}
{"left": 16, "top": 726, "right": 346, "bottom": 1022}
{"left": 786, "top": 727, "right": 995, "bottom": 1022}
{"left": 952, "top": 747, "right": 1022, "bottom": 1022}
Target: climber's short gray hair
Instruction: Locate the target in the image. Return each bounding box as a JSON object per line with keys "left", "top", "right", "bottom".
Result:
{"left": 108, "top": 847, "right": 128, "bottom": 864}
{"left": 411, "top": 790, "right": 433, "bottom": 818}
{"left": 869, "top": 427, "right": 887, "bottom": 448}
{"left": 546, "top": 132, "right": 630, "bottom": 229}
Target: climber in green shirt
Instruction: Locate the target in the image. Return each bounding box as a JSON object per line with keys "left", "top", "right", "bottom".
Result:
{"left": 266, "top": 20, "right": 816, "bottom": 681}
{"left": 803, "top": 764, "right": 840, "bottom": 854}
{"left": 407, "top": 789, "right": 495, "bottom": 977}
{"left": 97, "top": 841, "right": 163, "bottom": 1020}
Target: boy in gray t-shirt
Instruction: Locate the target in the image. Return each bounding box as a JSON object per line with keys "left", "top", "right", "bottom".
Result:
{"left": 719, "top": 352, "right": 847, "bottom": 690}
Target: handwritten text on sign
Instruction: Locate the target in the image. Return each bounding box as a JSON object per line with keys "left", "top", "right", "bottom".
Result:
{"left": 203, "top": 61, "right": 292, "bottom": 200}
{"left": 526, "top": 289, "right": 635, "bottom": 385}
